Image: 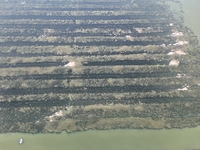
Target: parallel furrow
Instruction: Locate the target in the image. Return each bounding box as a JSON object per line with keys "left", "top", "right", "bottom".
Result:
{"left": 0, "top": 85, "right": 181, "bottom": 95}
{"left": 0, "top": 72, "right": 178, "bottom": 80}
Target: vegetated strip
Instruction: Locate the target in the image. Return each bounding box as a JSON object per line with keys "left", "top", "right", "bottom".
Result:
{"left": 2, "top": 10, "right": 169, "bottom": 17}
{"left": 0, "top": 49, "right": 168, "bottom": 57}
{"left": 0, "top": 45, "right": 170, "bottom": 57}
{"left": 0, "top": 108, "right": 54, "bottom": 123}
{"left": 1, "top": 96, "right": 198, "bottom": 108}
{"left": 66, "top": 31, "right": 171, "bottom": 37}
{"left": 0, "top": 72, "right": 178, "bottom": 80}
{"left": 0, "top": 22, "right": 171, "bottom": 29}
{"left": 0, "top": 14, "right": 167, "bottom": 20}
{"left": 0, "top": 2, "right": 167, "bottom": 11}
{"left": 18, "top": 6, "right": 167, "bottom": 12}
{"left": 0, "top": 85, "right": 181, "bottom": 95}
{"left": 0, "top": 29, "right": 171, "bottom": 38}
{"left": 0, "top": 18, "right": 171, "bottom": 26}
{"left": 0, "top": 40, "right": 170, "bottom": 46}
{"left": 70, "top": 97, "right": 200, "bottom": 106}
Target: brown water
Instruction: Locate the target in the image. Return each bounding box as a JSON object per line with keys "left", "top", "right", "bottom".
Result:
{"left": 1, "top": 1, "right": 200, "bottom": 150}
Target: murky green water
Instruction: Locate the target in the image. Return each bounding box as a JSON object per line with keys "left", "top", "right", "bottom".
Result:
{"left": 182, "top": 0, "right": 200, "bottom": 42}
{"left": 1, "top": 1, "right": 200, "bottom": 150}
{"left": 1, "top": 127, "right": 200, "bottom": 150}
{"left": 169, "top": 0, "right": 200, "bottom": 42}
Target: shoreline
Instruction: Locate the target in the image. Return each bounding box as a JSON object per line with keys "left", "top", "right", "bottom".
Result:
{"left": 1, "top": 125, "right": 200, "bottom": 135}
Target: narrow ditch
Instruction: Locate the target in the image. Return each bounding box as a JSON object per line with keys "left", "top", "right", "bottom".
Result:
{"left": 0, "top": 62, "right": 66, "bottom": 68}
{"left": 83, "top": 60, "right": 169, "bottom": 66}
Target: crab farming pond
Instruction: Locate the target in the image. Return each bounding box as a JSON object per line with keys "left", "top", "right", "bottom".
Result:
{"left": 1, "top": 0, "right": 200, "bottom": 150}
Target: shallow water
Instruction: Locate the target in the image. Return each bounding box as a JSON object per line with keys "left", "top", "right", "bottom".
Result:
{"left": 1, "top": 127, "right": 200, "bottom": 150}
{"left": 169, "top": 0, "right": 200, "bottom": 42}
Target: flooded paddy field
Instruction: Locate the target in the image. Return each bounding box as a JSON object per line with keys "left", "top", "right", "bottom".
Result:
{"left": 0, "top": 0, "right": 200, "bottom": 137}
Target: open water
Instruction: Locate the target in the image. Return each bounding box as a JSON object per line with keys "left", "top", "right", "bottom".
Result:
{"left": 181, "top": 0, "right": 200, "bottom": 42}
{"left": 169, "top": 0, "right": 200, "bottom": 42}
{"left": 1, "top": 0, "right": 200, "bottom": 150}
{"left": 1, "top": 127, "right": 200, "bottom": 150}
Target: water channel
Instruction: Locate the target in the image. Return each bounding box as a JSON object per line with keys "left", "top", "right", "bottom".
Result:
{"left": 1, "top": 0, "right": 200, "bottom": 150}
